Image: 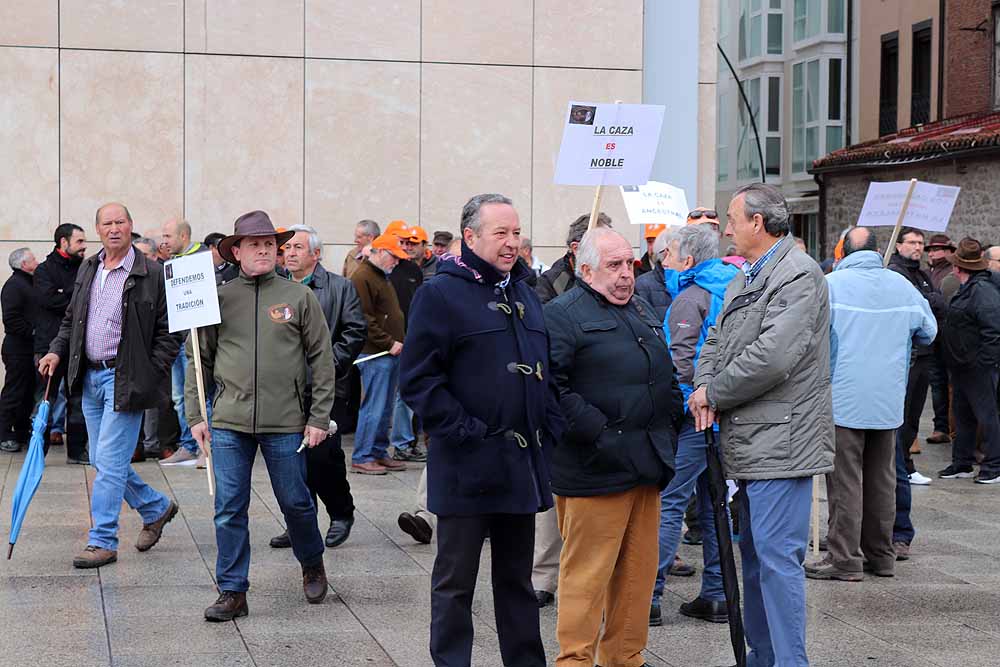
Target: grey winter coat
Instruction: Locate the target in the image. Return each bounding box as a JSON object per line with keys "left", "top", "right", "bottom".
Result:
{"left": 693, "top": 236, "right": 834, "bottom": 480}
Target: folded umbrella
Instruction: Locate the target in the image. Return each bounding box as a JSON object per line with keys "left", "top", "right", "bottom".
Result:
{"left": 704, "top": 427, "right": 747, "bottom": 667}
{"left": 7, "top": 377, "right": 52, "bottom": 559}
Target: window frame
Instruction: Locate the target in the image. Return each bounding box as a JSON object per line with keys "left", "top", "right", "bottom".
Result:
{"left": 792, "top": 56, "right": 845, "bottom": 176}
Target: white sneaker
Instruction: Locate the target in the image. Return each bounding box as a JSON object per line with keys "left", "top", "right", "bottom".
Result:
{"left": 909, "top": 471, "right": 932, "bottom": 486}
{"left": 159, "top": 448, "right": 199, "bottom": 467}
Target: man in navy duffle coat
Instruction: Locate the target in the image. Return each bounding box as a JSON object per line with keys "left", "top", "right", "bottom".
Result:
{"left": 400, "top": 193, "right": 565, "bottom": 667}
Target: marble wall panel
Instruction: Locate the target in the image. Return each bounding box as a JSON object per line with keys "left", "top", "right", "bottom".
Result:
{"left": 420, "top": 64, "right": 533, "bottom": 237}
{"left": 60, "top": 50, "right": 183, "bottom": 237}
{"left": 306, "top": 1, "right": 419, "bottom": 61}
{"left": 305, "top": 59, "right": 420, "bottom": 250}
{"left": 0, "top": 0, "right": 58, "bottom": 47}
{"left": 421, "top": 0, "right": 532, "bottom": 65}
{"left": 531, "top": 67, "right": 643, "bottom": 251}
{"left": 195, "top": 0, "right": 304, "bottom": 57}
{"left": 0, "top": 47, "right": 59, "bottom": 239}
{"left": 185, "top": 55, "right": 304, "bottom": 237}
{"left": 534, "top": 0, "right": 643, "bottom": 70}
{"left": 60, "top": 0, "right": 183, "bottom": 52}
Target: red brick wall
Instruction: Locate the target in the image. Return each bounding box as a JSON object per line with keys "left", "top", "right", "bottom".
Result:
{"left": 945, "top": 0, "right": 995, "bottom": 117}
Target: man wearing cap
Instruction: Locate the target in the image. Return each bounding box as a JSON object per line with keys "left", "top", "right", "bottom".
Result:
{"left": 401, "top": 225, "right": 438, "bottom": 280}
{"left": 924, "top": 234, "right": 960, "bottom": 446}
{"left": 400, "top": 193, "right": 564, "bottom": 667}
{"left": 432, "top": 231, "right": 453, "bottom": 257}
{"left": 343, "top": 220, "right": 380, "bottom": 279}
{"left": 186, "top": 211, "right": 337, "bottom": 620}
{"left": 350, "top": 230, "right": 410, "bottom": 474}
{"left": 39, "top": 202, "right": 180, "bottom": 569}
{"left": 937, "top": 238, "right": 1000, "bottom": 484}
{"left": 636, "top": 223, "right": 666, "bottom": 276}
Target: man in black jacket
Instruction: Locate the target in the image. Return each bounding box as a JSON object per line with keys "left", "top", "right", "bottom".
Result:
{"left": 0, "top": 248, "right": 39, "bottom": 452}
{"left": 39, "top": 202, "right": 180, "bottom": 569}
{"left": 937, "top": 238, "right": 1000, "bottom": 484}
{"left": 33, "top": 223, "right": 89, "bottom": 463}
{"left": 270, "top": 225, "right": 368, "bottom": 548}
{"left": 545, "top": 227, "right": 682, "bottom": 667}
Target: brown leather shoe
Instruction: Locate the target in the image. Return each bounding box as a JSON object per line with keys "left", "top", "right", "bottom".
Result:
{"left": 136, "top": 501, "right": 178, "bottom": 552}
{"left": 204, "top": 591, "right": 248, "bottom": 622}
{"left": 73, "top": 545, "right": 117, "bottom": 569}
{"left": 351, "top": 461, "right": 387, "bottom": 475}
{"left": 302, "top": 562, "right": 328, "bottom": 604}
{"left": 375, "top": 457, "right": 406, "bottom": 471}
{"left": 926, "top": 431, "right": 951, "bottom": 444}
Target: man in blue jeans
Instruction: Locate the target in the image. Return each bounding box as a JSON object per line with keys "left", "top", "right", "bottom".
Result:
{"left": 186, "top": 211, "right": 337, "bottom": 621}
{"left": 39, "top": 202, "right": 180, "bottom": 569}
{"left": 650, "top": 223, "right": 738, "bottom": 626}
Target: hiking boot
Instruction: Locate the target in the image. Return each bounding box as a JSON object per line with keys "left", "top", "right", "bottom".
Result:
{"left": 269, "top": 530, "right": 291, "bottom": 549}
{"left": 805, "top": 556, "right": 864, "bottom": 582}
{"left": 938, "top": 464, "right": 975, "bottom": 479}
{"left": 351, "top": 461, "right": 387, "bottom": 475}
{"left": 893, "top": 542, "right": 911, "bottom": 561}
{"left": 397, "top": 512, "right": 432, "bottom": 544}
{"left": 136, "top": 501, "right": 178, "bottom": 551}
{"left": 668, "top": 555, "right": 695, "bottom": 577}
{"left": 159, "top": 448, "right": 198, "bottom": 466}
{"left": 302, "top": 562, "right": 329, "bottom": 604}
{"left": 73, "top": 545, "right": 117, "bottom": 569}
{"left": 926, "top": 431, "right": 951, "bottom": 444}
{"left": 204, "top": 591, "right": 248, "bottom": 622}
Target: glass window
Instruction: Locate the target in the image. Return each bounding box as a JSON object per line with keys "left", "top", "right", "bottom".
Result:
{"left": 806, "top": 126, "right": 819, "bottom": 166}
{"left": 750, "top": 14, "right": 762, "bottom": 57}
{"left": 911, "top": 26, "right": 932, "bottom": 125}
{"left": 807, "top": 0, "right": 822, "bottom": 36}
{"left": 826, "top": 126, "right": 843, "bottom": 152}
{"left": 794, "top": 0, "right": 822, "bottom": 41}
{"left": 792, "top": 63, "right": 804, "bottom": 173}
{"left": 768, "top": 13, "right": 783, "bottom": 54}
{"left": 739, "top": 1, "right": 748, "bottom": 60}
{"left": 880, "top": 33, "right": 899, "bottom": 135}
{"left": 718, "top": 92, "right": 730, "bottom": 182}
{"left": 768, "top": 76, "right": 781, "bottom": 132}
{"left": 806, "top": 59, "right": 820, "bottom": 122}
{"left": 766, "top": 137, "right": 781, "bottom": 175}
{"left": 738, "top": 78, "right": 762, "bottom": 180}
{"left": 794, "top": 0, "right": 807, "bottom": 40}
{"left": 770, "top": 0, "right": 782, "bottom": 8}
{"left": 828, "top": 0, "right": 845, "bottom": 33}
{"left": 828, "top": 58, "right": 842, "bottom": 120}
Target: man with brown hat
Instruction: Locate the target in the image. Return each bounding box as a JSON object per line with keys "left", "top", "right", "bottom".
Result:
{"left": 937, "top": 238, "right": 1000, "bottom": 484}
{"left": 925, "top": 234, "right": 960, "bottom": 446}
{"left": 186, "top": 210, "right": 338, "bottom": 620}
{"left": 350, "top": 231, "right": 410, "bottom": 474}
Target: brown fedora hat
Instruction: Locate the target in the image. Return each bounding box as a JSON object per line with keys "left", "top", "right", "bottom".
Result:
{"left": 219, "top": 210, "right": 294, "bottom": 264}
{"left": 947, "top": 237, "right": 989, "bottom": 272}
{"left": 925, "top": 234, "right": 956, "bottom": 251}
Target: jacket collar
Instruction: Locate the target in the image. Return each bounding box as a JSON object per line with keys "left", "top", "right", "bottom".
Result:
{"left": 438, "top": 242, "right": 532, "bottom": 286}
{"left": 890, "top": 252, "right": 920, "bottom": 271}
{"left": 309, "top": 262, "right": 330, "bottom": 288}
{"left": 734, "top": 236, "right": 792, "bottom": 296}
{"left": 834, "top": 250, "right": 883, "bottom": 272}
{"left": 47, "top": 247, "right": 83, "bottom": 270}
{"left": 238, "top": 269, "right": 277, "bottom": 285}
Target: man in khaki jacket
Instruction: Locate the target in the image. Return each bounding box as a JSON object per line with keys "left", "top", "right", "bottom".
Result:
{"left": 186, "top": 211, "right": 337, "bottom": 621}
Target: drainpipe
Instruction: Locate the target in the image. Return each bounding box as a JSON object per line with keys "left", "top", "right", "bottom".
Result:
{"left": 937, "top": 0, "right": 946, "bottom": 120}
{"left": 845, "top": 0, "right": 853, "bottom": 147}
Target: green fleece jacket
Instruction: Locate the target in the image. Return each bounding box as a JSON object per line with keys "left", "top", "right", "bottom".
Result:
{"left": 184, "top": 270, "right": 336, "bottom": 434}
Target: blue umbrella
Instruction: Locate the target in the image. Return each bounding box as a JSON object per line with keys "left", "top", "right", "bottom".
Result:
{"left": 7, "top": 377, "right": 52, "bottom": 559}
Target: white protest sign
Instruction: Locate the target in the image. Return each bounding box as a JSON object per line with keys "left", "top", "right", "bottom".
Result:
{"left": 164, "top": 252, "right": 221, "bottom": 333}
{"left": 620, "top": 181, "right": 690, "bottom": 227}
{"left": 857, "top": 180, "right": 960, "bottom": 232}
{"left": 554, "top": 101, "right": 665, "bottom": 186}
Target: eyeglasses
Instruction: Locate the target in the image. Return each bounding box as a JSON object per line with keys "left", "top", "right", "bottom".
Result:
{"left": 688, "top": 210, "right": 719, "bottom": 220}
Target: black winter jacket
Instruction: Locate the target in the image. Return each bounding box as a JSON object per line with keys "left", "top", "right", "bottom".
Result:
{"left": 1, "top": 270, "right": 35, "bottom": 356}
{"left": 33, "top": 249, "right": 83, "bottom": 355}
{"left": 889, "top": 253, "right": 945, "bottom": 357}
{"left": 48, "top": 247, "right": 180, "bottom": 411}
{"left": 305, "top": 263, "right": 367, "bottom": 399}
{"left": 544, "top": 282, "right": 683, "bottom": 496}
{"left": 536, "top": 253, "right": 575, "bottom": 304}
{"left": 634, "top": 263, "right": 673, "bottom": 322}
{"left": 389, "top": 259, "right": 423, "bottom": 323}
{"left": 941, "top": 271, "right": 1000, "bottom": 370}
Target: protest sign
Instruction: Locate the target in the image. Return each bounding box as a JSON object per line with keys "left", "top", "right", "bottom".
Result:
{"left": 163, "top": 251, "right": 220, "bottom": 495}
{"left": 620, "top": 181, "right": 690, "bottom": 228}
{"left": 857, "top": 180, "right": 960, "bottom": 234}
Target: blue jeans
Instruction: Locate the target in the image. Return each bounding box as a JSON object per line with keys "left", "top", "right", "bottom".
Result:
{"left": 172, "top": 350, "right": 198, "bottom": 454}
{"left": 741, "top": 477, "right": 811, "bottom": 667}
{"left": 81, "top": 368, "right": 171, "bottom": 551}
{"left": 893, "top": 433, "right": 915, "bottom": 544}
{"left": 653, "top": 421, "right": 724, "bottom": 603}
{"left": 50, "top": 380, "right": 67, "bottom": 434}
{"left": 211, "top": 428, "right": 324, "bottom": 592}
{"left": 389, "top": 390, "right": 418, "bottom": 451}
{"left": 354, "top": 353, "right": 398, "bottom": 464}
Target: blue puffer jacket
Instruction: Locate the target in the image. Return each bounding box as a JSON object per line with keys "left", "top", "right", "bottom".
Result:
{"left": 826, "top": 250, "right": 937, "bottom": 429}
{"left": 399, "top": 244, "right": 565, "bottom": 516}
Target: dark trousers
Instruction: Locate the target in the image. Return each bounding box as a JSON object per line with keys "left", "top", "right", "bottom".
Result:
{"left": 0, "top": 353, "right": 36, "bottom": 443}
{"left": 893, "top": 434, "right": 915, "bottom": 545}
{"left": 431, "top": 513, "right": 544, "bottom": 667}
{"left": 952, "top": 367, "right": 1000, "bottom": 474}
{"left": 897, "top": 355, "right": 931, "bottom": 475}
{"left": 34, "top": 358, "right": 88, "bottom": 460}
{"left": 826, "top": 427, "right": 896, "bottom": 573}
{"left": 305, "top": 397, "right": 354, "bottom": 521}
{"left": 928, "top": 347, "right": 951, "bottom": 434}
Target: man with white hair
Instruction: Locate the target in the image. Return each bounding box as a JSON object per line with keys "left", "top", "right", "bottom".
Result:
{"left": 545, "top": 227, "right": 683, "bottom": 667}
{"left": 269, "top": 224, "right": 367, "bottom": 548}
{"left": 0, "top": 248, "right": 39, "bottom": 452}
{"left": 344, "top": 219, "right": 380, "bottom": 279}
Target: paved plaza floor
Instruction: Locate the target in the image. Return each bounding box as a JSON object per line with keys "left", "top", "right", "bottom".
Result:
{"left": 2, "top": 410, "right": 999, "bottom": 667}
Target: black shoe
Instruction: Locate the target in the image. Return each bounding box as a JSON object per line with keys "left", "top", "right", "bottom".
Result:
{"left": 975, "top": 470, "right": 1000, "bottom": 484}
{"left": 938, "top": 464, "right": 975, "bottom": 479}
{"left": 668, "top": 557, "right": 696, "bottom": 577}
{"left": 67, "top": 455, "right": 90, "bottom": 465}
{"left": 325, "top": 518, "right": 354, "bottom": 548}
{"left": 392, "top": 446, "right": 427, "bottom": 462}
{"left": 682, "top": 529, "right": 703, "bottom": 546}
{"left": 534, "top": 590, "right": 554, "bottom": 608}
{"left": 679, "top": 596, "right": 728, "bottom": 623}
{"left": 649, "top": 601, "right": 662, "bottom": 627}
{"left": 397, "top": 512, "right": 432, "bottom": 544}
{"left": 269, "top": 530, "right": 291, "bottom": 549}
{"left": 205, "top": 591, "right": 248, "bottom": 622}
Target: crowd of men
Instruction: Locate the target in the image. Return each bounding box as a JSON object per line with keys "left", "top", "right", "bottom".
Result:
{"left": 1, "top": 184, "right": 999, "bottom": 666}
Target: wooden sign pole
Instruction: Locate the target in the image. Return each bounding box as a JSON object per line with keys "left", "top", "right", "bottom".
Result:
{"left": 882, "top": 178, "right": 919, "bottom": 268}
{"left": 189, "top": 328, "right": 214, "bottom": 497}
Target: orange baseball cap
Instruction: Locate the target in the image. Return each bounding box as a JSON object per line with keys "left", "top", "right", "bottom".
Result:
{"left": 371, "top": 232, "right": 409, "bottom": 259}
{"left": 407, "top": 226, "right": 429, "bottom": 243}
{"left": 644, "top": 224, "right": 667, "bottom": 239}
{"left": 385, "top": 220, "right": 408, "bottom": 237}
